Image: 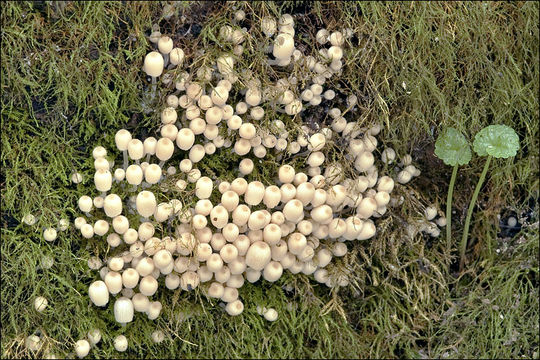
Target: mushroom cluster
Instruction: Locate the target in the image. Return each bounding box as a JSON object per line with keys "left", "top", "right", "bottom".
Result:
{"left": 70, "top": 10, "right": 422, "bottom": 355}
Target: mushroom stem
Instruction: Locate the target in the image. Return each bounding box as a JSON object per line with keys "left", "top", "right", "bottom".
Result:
{"left": 131, "top": 185, "right": 138, "bottom": 192}
{"left": 123, "top": 150, "right": 128, "bottom": 171}
{"left": 158, "top": 160, "right": 165, "bottom": 168}
{"left": 101, "top": 191, "right": 107, "bottom": 198}
{"left": 135, "top": 159, "right": 140, "bottom": 165}
{"left": 163, "top": 54, "right": 169, "bottom": 68}
{"left": 84, "top": 212, "right": 92, "bottom": 218}
{"left": 145, "top": 154, "right": 151, "bottom": 163}
{"left": 459, "top": 155, "right": 492, "bottom": 271}
{"left": 150, "top": 76, "right": 157, "bottom": 102}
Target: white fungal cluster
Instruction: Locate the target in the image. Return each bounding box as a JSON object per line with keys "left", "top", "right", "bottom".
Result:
{"left": 65, "top": 11, "right": 422, "bottom": 356}
{"left": 405, "top": 203, "right": 446, "bottom": 239}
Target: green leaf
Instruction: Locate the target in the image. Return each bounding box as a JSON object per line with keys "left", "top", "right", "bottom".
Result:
{"left": 473, "top": 124, "right": 520, "bottom": 158}
{"left": 434, "top": 127, "right": 472, "bottom": 166}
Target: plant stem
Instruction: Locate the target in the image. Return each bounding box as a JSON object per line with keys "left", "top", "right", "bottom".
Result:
{"left": 459, "top": 155, "right": 492, "bottom": 271}
{"left": 446, "top": 165, "right": 458, "bottom": 254}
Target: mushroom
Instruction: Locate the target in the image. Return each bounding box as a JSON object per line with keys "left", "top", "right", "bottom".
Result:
{"left": 88, "top": 280, "right": 109, "bottom": 307}
{"left": 75, "top": 339, "right": 90, "bottom": 358}
{"left": 143, "top": 51, "right": 165, "bottom": 98}
{"left": 114, "top": 335, "right": 128, "bottom": 352}
{"left": 114, "top": 297, "right": 134, "bottom": 325}
{"left": 87, "top": 329, "right": 101, "bottom": 346}
{"left": 34, "top": 296, "right": 48, "bottom": 312}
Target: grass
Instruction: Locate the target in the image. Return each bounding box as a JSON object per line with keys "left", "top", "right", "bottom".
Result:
{"left": 1, "top": 1, "right": 538, "bottom": 358}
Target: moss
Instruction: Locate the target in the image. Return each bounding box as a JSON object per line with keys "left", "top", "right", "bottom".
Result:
{"left": 1, "top": 1, "right": 538, "bottom": 358}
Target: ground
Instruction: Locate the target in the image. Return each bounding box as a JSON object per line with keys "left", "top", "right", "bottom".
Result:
{"left": 1, "top": 1, "right": 538, "bottom": 359}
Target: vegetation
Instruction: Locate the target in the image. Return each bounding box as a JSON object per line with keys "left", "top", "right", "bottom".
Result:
{"left": 1, "top": 1, "right": 538, "bottom": 358}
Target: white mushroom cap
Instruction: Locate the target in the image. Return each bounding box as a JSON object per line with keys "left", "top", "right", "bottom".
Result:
{"left": 273, "top": 33, "right": 295, "bottom": 60}
{"left": 104, "top": 194, "right": 122, "bottom": 217}
{"left": 222, "top": 223, "right": 240, "bottom": 243}
{"left": 230, "top": 178, "right": 248, "bottom": 195}
{"left": 280, "top": 184, "right": 297, "bottom": 203}
{"left": 262, "top": 261, "right": 283, "bottom": 282}
{"left": 123, "top": 228, "right": 138, "bottom": 245}
{"left": 155, "top": 138, "right": 175, "bottom": 162}
{"left": 357, "top": 197, "right": 377, "bottom": 219}
{"left": 165, "top": 273, "right": 181, "bottom": 290}
{"left": 210, "top": 205, "right": 228, "bottom": 228}
{"left": 114, "top": 297, "right": 134, "bottom": 324}
{"left": 147, "top": 301, "right": 163, "bottom": 320}
{"left": 80, "top": 223, "right": 94, "bottom": 239}
{"left": 137, "top": 222, "right": 154, "bottom": 241}
{"left": 261, "top": 16, "right": 277, "bottom": 37}
{"left": 278, "top": 165, "right": 295, "bottom": 184}
{"left": 221, "top": 191, "right": 240, "bottom": 212}
{"left": 208, "top": 282, "right": 225, "bottom": 298}
{"left": 104, "top": 271, "right": 123, "bottom": 294}
{"left": 232, "top": 204, "right": 251, "bottom": 227}
{"left": 34, "top": 296, "right": 48, "bottom": 312}
{"left": 263, "top": 308, "right": 279, "bottom": 321}
{"left": 189, "top": 144, "right": 206, "bottom": 163}
{"left": 43, "top": 228, "right": 57, "bottom": 242}
{"left": 262, "top": 186, "right": 281, "bottom": 209}
{"left": 239, "top": 158, "right": 254, "bottom": 175}
{"left": 377, "top": 176, "right": 395, "bottom": 193}
{"left": 295, "top": 182, "right": 315, "bottom": 206}
{"left": 176, "top": 128, "right": 195, "bottom": 151}
{"left": 144, "top": 164, "right": 162, "bottom": 184}
{"left": 75, "top": 339, "right": 90, "bottom": 358}
{"left": 88, "top": 280, "right": 110, "bottom": 307}
{"left": 225, "top": 299, "right": 244, "bottom": 316}
{"left": 248, "top": 210, "right": 268, "bottom": 231}
{"left": 126, "top": 164, "right": 143, "bottom": 185}
{"left": 244, "top": 181, "right": 265, "bottom": 206}
{"left": 143, "top": 51, "right": 164, "bottom": 77}
{"left": 211, "top": 86, "right": 229, "bottom": 106}
{"left": 169, "top": 47, "right": 184, "bottom": 65}
{"left": 283, "top": 199, "right": 304, "bottom": 223}
{"left": 245, "top": 87, "right": 262, "bottom": 107}
{"left": 161, "top": 124, "right": 179, "bottom": 141}
{"left": 207, "top": 253, "right": 224, "bottom": 273}
{"left": 220, "top": 284, "right": 239, "bottom": 302}
{"left": 327, "top": 218, "right": 346, "bottom": 238}
{"left": 132, "top": 293, "right": 150, "bottom": 313}
{"left": 78, "top": 195, "right": 93, "bottom": 213}
{"left": 180, "top": 271, "right": 200, "bottom": 291}
{"left": 139, "top": 275, "right": 158, "bottom": 296}
{"left": 93, "top": 220, "right": 109, "bottom": 236}
{"left": 158, "top": 36, "right": 173, "bottom": 54}
{"left": 356, "top": 219, "right": 376, "bottom": 240}
{"left": 136, "top": 191, "right": 157, "bottom": 218}
{"left": 94, "top": 169, "right": 112, "bottom": 192}
{"left": 220, "top": 244, "right": 239, "bottom": 263}
{"left": 114, "top": 335, "right": 128, "bottom": 352}
{"left": 153, "top": 249, "right": 173, "bottom": 270}
{"left": 343, "top": 216, "right": 364, "bottom": 240}
{"left": 115, "top": 129, "right": 132, "bottom": 151}
{"left": 245, "top": 241, "right": 271, "bottom": 270}
{"left": 122, "top": 268, "right": 140, "bottom": 289}
{"left": 234, "top": 139, "right": 251, "bottom": 156}
{"left": 288, "top": 232, "right": 307, "bottom": 255}
{"left": 87, "top": 329, "right": 101, "bottom": 346}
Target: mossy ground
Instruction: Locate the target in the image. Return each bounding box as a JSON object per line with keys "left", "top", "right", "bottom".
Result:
{"left": 1, "top": 1, "right": 538, "bottom": 358}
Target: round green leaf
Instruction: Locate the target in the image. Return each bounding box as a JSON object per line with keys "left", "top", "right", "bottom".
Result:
{"left": 473, "top": 124, "right": 520, "bottom": 158}
{"left": 434, "top": 127, "right": 471, "bottom": 166}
